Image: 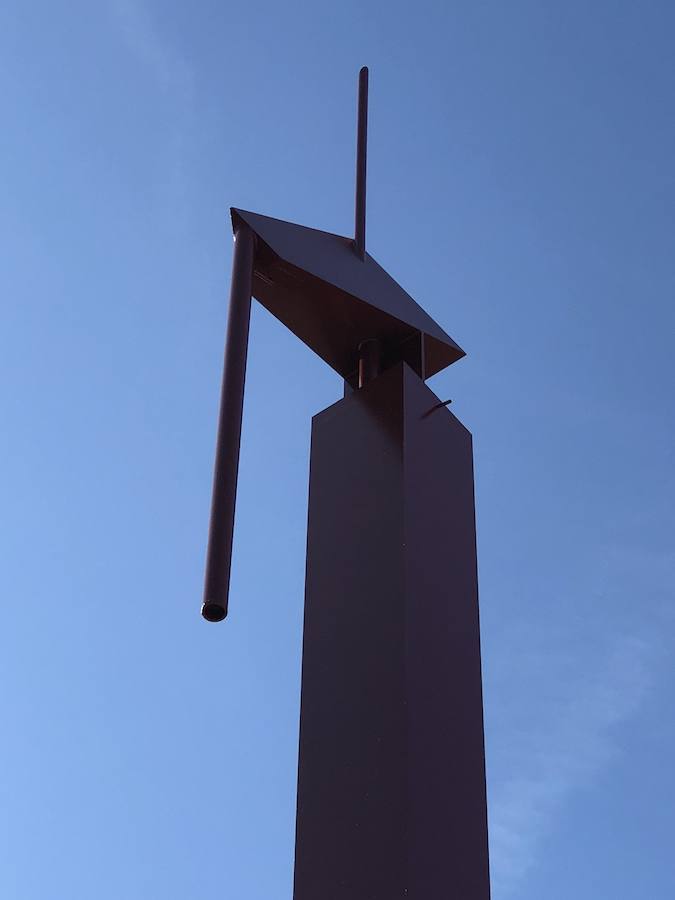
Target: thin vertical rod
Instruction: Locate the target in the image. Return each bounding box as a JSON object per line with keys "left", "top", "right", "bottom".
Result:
{"left": 202, "top": 223, "right": 255, "bottom": 622}
{"left": 354, "top": 66, "right": 369, "bottom": 261}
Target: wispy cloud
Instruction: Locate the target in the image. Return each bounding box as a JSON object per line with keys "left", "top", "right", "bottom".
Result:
{"left": 109, "top": 0, "right": 193, "bottom": 100}
{"left": 108, "top": 0, "right": 195, "bottom": 230}
{"left": 485, "top": 523, "right": 675, "bottom": 898}
{"left": 488, "top": 629, "right": 652, "bottom": 896}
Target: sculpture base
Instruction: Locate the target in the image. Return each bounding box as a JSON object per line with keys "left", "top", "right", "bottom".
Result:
{"left": 293, "top": 362, "right": 490, "bottom": 899}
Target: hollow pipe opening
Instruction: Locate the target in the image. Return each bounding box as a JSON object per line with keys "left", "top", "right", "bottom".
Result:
{"left": 201, "top": 601, "right": 227, "bottom": 623}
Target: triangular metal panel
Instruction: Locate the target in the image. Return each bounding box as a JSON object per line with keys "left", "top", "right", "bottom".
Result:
{"left": 231, "top": 208, "right": 465, "bottom": 378}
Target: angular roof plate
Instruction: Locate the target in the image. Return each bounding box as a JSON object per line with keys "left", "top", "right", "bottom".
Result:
{"left": 232, "top": 208, "right": 465, "bottom": 381}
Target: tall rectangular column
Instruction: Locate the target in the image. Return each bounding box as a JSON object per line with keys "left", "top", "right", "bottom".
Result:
{"left": 293, "top": 362, "right": 490, "bottom": 899}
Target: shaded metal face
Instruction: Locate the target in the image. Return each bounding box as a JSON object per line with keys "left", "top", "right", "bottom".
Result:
{"left": 232, "top": 208, "right": 465, "bottom": 385}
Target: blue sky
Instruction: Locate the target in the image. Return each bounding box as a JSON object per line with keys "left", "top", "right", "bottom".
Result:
{"left": 1, "top": 1, "right": 674, "bottom": 897}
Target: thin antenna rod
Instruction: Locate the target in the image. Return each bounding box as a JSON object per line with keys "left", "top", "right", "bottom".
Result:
{"left": 354, "top": 66, "right": 368, "bottom": 261}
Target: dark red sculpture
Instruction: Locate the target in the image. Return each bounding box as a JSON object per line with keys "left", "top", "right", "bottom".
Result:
{"left": 202, "top": 68, "right": 491, "bottom": 899}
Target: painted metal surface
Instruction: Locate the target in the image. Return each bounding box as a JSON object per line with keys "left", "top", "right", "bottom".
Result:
{"left": 294, "top": 363, "right": 490, "bottom": 898}
{"left": 354, "top": 65, "right": 368, "bottom": 261}
{"left": 202, "top": 224, "right": 255, "bottom": 622}
{"left": 201, "top": 67, "right": 490, "bottom": 900}
{"left": 231, "top": 205, "right": 465, "bottom": 382}
{"left": 202, "top": 68, "right": 466, "bottom": 622}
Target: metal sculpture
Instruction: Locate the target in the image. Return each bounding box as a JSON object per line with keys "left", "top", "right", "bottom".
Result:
{"left": 202, "top": 67, "right": 491, "bottom": 899}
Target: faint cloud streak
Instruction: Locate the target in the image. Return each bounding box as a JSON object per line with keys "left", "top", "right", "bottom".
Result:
{"left": 108, "top": 0, "right": 195, "bottom": 232}
{"left": 488, "top": 631, "right": 651, "bottom": 896}
{"left": 110, "top": 0, "right": 193, "bottom": 100}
